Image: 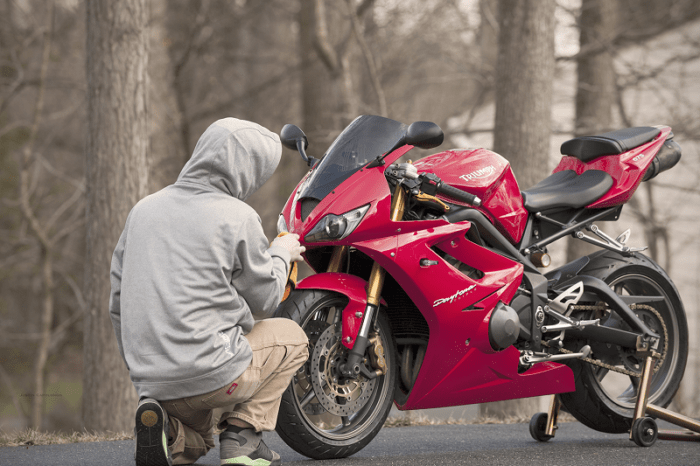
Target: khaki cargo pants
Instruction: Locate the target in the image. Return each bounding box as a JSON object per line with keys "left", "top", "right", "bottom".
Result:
{"left": 160, "top": 318, "right": 308, "bottom": 465}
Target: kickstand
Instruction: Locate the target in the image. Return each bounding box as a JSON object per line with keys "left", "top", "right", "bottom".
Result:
{"left": 545, "top": 394, "right": 560, "bottom": 438}
{"left": 630, "top": 352, "right": 700, "bottom": 446}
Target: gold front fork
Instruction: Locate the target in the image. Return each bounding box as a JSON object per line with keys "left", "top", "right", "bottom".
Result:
{"left": 327, "top": 245, "right": 348, "bottom": 273}
{"left": 328, "top": 183, "right": 406, "bottom": 299}
{"left": 336, "top": 183, "right": 406, "bottom": 377}
{"left": 366, "top": 182, "right": 406, "bottom": 304}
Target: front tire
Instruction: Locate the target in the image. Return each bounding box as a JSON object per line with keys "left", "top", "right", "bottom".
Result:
{"left": 274, "top": 289, "right": 397, "bottom": 459}
{"left": 559, "top": 251, "right": 688, "bottom": 434}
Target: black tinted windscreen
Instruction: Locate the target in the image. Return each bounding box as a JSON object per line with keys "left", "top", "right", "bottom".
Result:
{"left": 299, "top": 115, "right": 407, "bottom": 201}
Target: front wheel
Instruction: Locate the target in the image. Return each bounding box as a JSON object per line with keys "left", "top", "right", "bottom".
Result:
{"left": 274, "top": 289, "right": 397, "bottom": 460}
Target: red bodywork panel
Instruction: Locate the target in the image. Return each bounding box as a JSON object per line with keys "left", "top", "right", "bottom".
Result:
{"left": 553, "top": 126, "right": 672, "bottom": 208}
{"left": 295, "top": 273, "right": 387, "bottom": 349}
{"left": 414, "top": 149, "right": 528, "bottom": 243}
{"left": 380, "top": 222, "right": 573, "bottom": 409}
{"left": 283, "top": 143, "right": 576, "bottom": 409}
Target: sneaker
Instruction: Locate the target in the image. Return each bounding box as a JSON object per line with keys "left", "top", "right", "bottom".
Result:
{"left": 134, "top": 398, "right": 173, "bottom": 466}
{"left": 219, "top": 426, "right": 281, "bottom": 466}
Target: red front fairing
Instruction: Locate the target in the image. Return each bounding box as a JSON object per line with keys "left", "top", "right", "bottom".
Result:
{"left": 285, "top": 145, "right": 573, "bottom": 410}
{"left": 553, "top": 126, "right": 672, "bottom": 208}
{"left": 413, "top": 149, "right": 528, "bottom": 243}
{"left": 382, "top": 223, "right": 573, "bottom": 409}
{"left": 286, "top": 146, "right": 416, "bottom": 243}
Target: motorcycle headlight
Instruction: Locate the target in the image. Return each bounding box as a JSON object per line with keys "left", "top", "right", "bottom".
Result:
{"left": 277, "top": 214, "right": 288, "bottom": 234}
{"left": 305, "top": 204, "right": 370, "bottom": 243}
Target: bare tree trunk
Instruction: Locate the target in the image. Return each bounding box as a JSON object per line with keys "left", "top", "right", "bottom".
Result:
{"left": 491, "top": 0, "right": 555, "bottom": 186}
{"left": 566, "top": 0, "right": 618, "bottom": 262}
{"left": 574, "top": 0, "right": 617, "bottom": 137}
{"left": 480, "top": 0, "right": 555, "bottom": 419}
{"left": 478, "top": 0, "right": 499, "bottom": 77}
{"left": 148, "top": 0, "right": 186, "bottom": 192}
{"left": 83, "top": 0, "right": 148, "bottom": 432}
{"left": 170, "top": 0, "right": 211, "bottom": 164}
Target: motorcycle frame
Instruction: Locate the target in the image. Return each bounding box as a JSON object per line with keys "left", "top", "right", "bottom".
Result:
{"left": 282, "top": 129, "right": 671, "bottom": 411}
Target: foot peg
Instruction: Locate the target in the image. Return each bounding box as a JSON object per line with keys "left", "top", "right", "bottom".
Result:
{"left": 520, "top": 345, "right": 591, "bottom": 365}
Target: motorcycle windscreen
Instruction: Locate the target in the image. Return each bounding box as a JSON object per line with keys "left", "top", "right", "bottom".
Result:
{"left": 299, "top": 115, "right": 407, "bottom": 202}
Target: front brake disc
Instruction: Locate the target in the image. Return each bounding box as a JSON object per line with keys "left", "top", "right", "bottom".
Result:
{"left": 309, "top": 324, "right": 376, "bottom": 416}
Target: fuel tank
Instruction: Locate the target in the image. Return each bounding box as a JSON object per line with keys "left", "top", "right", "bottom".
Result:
{"left": 413, "top": 148, "right": 528, "bottom": 243}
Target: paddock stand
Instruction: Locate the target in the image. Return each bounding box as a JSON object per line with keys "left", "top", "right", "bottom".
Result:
{"left": 529, "top": 350, "right": 700, "bottom": 446}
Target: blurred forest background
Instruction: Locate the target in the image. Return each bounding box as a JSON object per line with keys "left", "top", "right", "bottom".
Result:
{"left": 1, "top": 0, "right": 700, "bottom": 433}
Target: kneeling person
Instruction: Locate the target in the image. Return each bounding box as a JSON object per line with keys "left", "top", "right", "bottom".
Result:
{"left": 109, "top": 118, "right": 308, "bottom": 466}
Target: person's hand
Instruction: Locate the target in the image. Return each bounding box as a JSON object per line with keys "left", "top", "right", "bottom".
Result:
{"left": 271, "top": 233, "right": 306, "bottom": 262}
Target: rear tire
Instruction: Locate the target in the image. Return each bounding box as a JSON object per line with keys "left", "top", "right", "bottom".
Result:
{"left": 559, "top": 251, "right": 688, "bottom": 434}
{"left": 273, "top": 289, "right": 397, "bottom": 459}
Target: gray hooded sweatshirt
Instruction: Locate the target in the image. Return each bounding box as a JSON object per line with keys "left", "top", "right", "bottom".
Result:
{"left": 109, "top": 118, "right": 290, "bottom": 401}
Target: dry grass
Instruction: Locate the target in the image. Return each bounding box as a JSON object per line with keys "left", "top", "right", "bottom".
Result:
{"left": 383, "top": 411, "right": 576, "bottom": 428}
{"left": 0, "top": 428, "right": 133, "bottom": 447}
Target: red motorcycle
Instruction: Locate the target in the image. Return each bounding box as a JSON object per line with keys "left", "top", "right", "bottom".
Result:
{"left": 273, "top": 115, "right": 687, "bottom": 458}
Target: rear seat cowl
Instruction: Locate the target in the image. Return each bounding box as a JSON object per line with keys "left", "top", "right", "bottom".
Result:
{"left": 561, "top": 127, "right": 661, "bottom": 163}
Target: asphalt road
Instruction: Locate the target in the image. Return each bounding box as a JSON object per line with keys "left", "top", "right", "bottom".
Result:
{"left": 1, "top": 421, "right": 698, "bottom": 466}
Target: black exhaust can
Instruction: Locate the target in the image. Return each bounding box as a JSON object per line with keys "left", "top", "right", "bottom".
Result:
{"left": 643, "top": 138, "right": 682, "bottom": 181}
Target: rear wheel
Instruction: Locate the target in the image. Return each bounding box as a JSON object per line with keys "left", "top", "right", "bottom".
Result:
{"left": 274, "top": 289, "right": 397, "bottom": 459}
{"left": 559, "top": 251, "right": 688, "bottom": 433}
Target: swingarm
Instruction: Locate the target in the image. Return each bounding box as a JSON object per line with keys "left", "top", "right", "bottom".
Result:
{"left": 520, "top": 280, "right": 661, "bottom": 368}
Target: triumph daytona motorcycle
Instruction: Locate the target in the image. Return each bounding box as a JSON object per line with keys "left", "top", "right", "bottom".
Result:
{"left": 272, "top": 115, "right": 687, "bottom": 459}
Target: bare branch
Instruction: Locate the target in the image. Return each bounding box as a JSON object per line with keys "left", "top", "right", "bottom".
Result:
{"left": 614, "top": 71, "right": 633, "bottom": 128}
{"left": 189, "top": 65, "right": 300, "bottom": 123}
{"left": 45, "top": 183, "right": 84, "bottom": 235}
{"left": 345, "top": 0, "right": 387, "bottom": 116}
{"left": 313, "top": 0, "right": 340, "bottom": 72}
{"left": 557, "top": 3, "right": 700, "bottom": 62}
{"left": 0, "top": 49, "right": 26, "bottom": 115}
{"left": 18, "top": 0, "right": 54, "bottom": 252}
{"left": 48, "top": 215, "right": 85, "bottom": 247}
{"left": 0, "top": 120, "right": 31, "bottom": 139}
{"left": 0, "top": 246, "right": 39, "bottom": 270}
{"left": 0, "top": 362, "right": 26, "bottom": 420}
{"left": 172, "top": 0, "right": 211, "bottom": 74}
{"left": 617, "top": 50, "right": 700, "bottom": 89}
{"left": 11, "top": 0, "right": 58, "bottom": 430}
{"left": 652, "top": 182, "right": 700, "bottom": 195}
{"left": 36, "top": 153, "right": 85, "bottom": 191}
{"left": 48, "top": 309, "right": 82, "bottom": 354}
{"left": 356, "top": 0, "right": 375, "bottom": 18}
{"left": 60, "top": 271, "right": 87, "bottom": 314}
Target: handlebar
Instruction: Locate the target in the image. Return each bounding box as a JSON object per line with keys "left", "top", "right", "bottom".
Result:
{"left": 435, "top": 181, "right": 482, "bottom": 207}
{"left": 417, "top": 172, "right": 482, "bottom": 207}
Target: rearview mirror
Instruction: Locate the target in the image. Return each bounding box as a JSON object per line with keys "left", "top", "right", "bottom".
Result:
{"left": 405, "top": 121, "right": 444, "bottom": 149}
{"left": 280, "top": 124, "right": 308, "bottom": 152}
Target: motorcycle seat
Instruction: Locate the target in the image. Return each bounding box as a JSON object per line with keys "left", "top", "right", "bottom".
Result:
{"left": 521, "top": 169, "right": 613, "bottom": 212}
{"left": 561, "top": 126, "right": 661, "bottom": 162}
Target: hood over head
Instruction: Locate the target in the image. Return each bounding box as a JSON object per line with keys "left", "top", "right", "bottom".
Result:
{"left": 177, "top": 118, "right": 282, "bottom": 201}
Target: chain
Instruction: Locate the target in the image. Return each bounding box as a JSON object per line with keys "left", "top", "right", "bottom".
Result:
{"left": 541, "top": 304, "right": 668, "bottom": 378}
